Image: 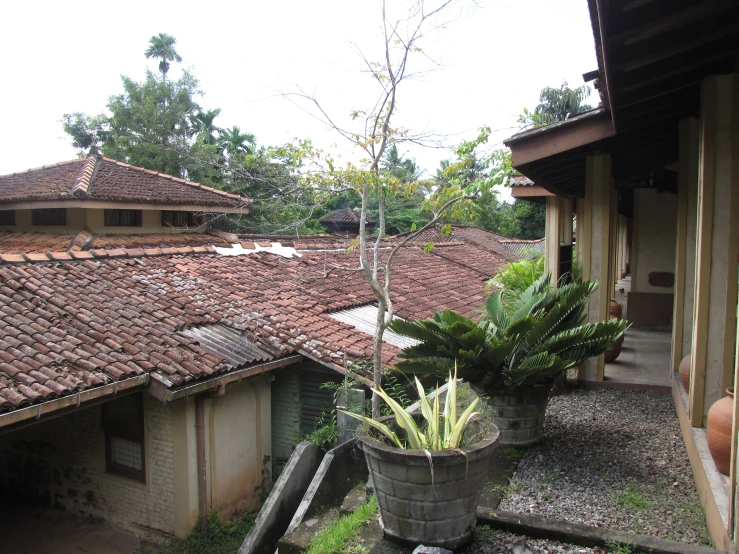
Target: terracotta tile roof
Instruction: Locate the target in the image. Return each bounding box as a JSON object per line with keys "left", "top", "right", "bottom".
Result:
{"left": 451, "top": 226, "right": 521, "bottom": 262}
{"left": 89, "top": 233, "right": 232, "bottom": 250}
{"left": 0, "top": 230, "right": 231, "bottom": 254}
{"left": 0, "top": 156, "right": 250, "bottom": 209}
{"left": 0, "top": 231, "right": 79, "bottom": 254}
{"left": 0, "top": 241, "right": 492, "bottom": 415}
{"left": 320, "top": 208, "right": 376, "bottom": 225}
{"left": 0, "top": 159, "right": 85, "bottom": 202}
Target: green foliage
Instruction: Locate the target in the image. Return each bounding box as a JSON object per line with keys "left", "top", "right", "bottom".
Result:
{"left": 603, "top": 540, "right": 634, "bottom": 554}
{"left": 340, "top": 369, "right": 484, "bottom": 450}
{"left": 380, "top": 373, "right": 412, "bottom": 416}
{"left": 145, "top": 33, "right": 182, "bottom": 80}
{"left": 519, "top": 81, "right": 593, "bottom": 127}
{"left": 304, "top": 407, "right": 339, "bottom": 451}
{"left": 616, "top": 482, "right": 649, "bottom": 510}
{"left": 255, "top": 455, "right": 272, "bottom": 503}
{"left": 159, "top": 509, "right": 256, "bottom": 554}
{"left": 389, "top": 273, "right": 629, "bottom": 390}
{"left": 488, "top": 252, "right": 545, "bottom": 303}
{"left": 305, "top": 496, "right": 378, "bottom": 554}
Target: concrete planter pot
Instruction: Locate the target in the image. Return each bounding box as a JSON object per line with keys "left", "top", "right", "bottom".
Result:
{"left": 481, "top": 383, "right": 552, "bottom": 447}
{"left": 358, "top": 416, "right": 499, "bottom": 549}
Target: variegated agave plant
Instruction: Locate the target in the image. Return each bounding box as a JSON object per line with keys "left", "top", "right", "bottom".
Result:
{"left": 339, "top": 368, "right": 482, "bottom": 450}
{"left": 388, "top": 273, "right": 629, "bottom": 390}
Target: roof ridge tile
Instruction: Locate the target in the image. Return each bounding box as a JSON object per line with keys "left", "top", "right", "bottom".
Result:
{"left": 0, "top": 158, "right": 85, "bottom": 179}
{"left": 70, "top": 155, "right": 98, "bottom": 199}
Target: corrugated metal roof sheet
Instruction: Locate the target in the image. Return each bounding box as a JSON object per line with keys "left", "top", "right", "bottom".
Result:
{"left": 329, "top": 305, "right": 420, "bottom": 350}
{"left": 180, "top": 324, "right": 274, "bottom": 368}
{"left": 499, "top": 239, "right": 545, "bottom": 259}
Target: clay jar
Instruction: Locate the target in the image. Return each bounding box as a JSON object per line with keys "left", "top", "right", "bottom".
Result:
{"left": 604, "top": 316, "right": 624, "bottom": 363}
{"left": 707, "top": 388, "right": 734, "bottom": 475}
{"left": 678, "top": 354, "right": 691, "bottom": 391}
{"left": 610, "top": 299, "right": 623, "bottom": 319}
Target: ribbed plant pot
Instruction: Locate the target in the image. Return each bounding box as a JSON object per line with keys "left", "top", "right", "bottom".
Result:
{"left": 358, "top": 416, "right": 499, "bottom": 549}
{"left": 481, "top": 383, "right": 552, "bottom": 446}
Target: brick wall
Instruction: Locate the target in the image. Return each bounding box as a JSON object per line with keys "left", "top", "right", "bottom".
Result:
{"left": 271, "top": 366, "right": 301, "bottom": 470}
{"left": 0, "top": 394, "right": 176, "bottom": 542}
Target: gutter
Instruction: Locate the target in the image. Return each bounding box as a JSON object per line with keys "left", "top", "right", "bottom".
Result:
{"left": 150, "top": 355, "right": 304, "bottom": 403}
{"left": 0, "top": 374, "right": 150, "bottom": 431}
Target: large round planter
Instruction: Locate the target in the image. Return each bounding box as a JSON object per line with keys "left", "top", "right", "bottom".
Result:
{"left": 678, "top": 354, "right": 691, "bottom": 392}
{"left": 707, "top": 388, "right": 734, "bottom": 475}
{"left": 610, "top": 299, "right": 623, "bottom": 319}
{"left": 358, "top": 416, "right": 499, "bottom": 549}
{"left": 604, "top": 316, "right": 625, "bottom": 363}
{"left": 482, "top": 384, "right": 551, "bottom": 447}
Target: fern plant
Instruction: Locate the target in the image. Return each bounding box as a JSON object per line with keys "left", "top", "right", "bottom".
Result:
{"left": 388, "top": 273, "right": 628, "bottom": 390}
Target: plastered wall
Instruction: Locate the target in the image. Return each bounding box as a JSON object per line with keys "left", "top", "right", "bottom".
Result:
{"left": 634, "top": 188, "right": 678, "bottom": 294}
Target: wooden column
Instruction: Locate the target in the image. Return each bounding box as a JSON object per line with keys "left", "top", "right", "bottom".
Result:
{"left": 690, "top": 75, "right": 739, "bottom": 427}
{"left": 579, "top": 153, "right": 613, "bottom": 381}
{"left": 671, "top": 118, "right": 700, "bottom": 372}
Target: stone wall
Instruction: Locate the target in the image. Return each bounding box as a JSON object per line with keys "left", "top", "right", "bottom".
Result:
{"left": 0, "top": 393, "right": 176, "bottom": 541}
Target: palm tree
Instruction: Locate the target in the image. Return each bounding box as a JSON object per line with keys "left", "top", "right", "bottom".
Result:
{"left": 192, "top": 109, "right": 222, "bottom": 146}
{"left": 220, "top": 126, "right": 256, "bottom": 159}
{"left": 145, "top": 33, "right": 182, "bottom": 82}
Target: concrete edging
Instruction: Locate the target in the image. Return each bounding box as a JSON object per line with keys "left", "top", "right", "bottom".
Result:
{"left": 238, "top": 441, "right": 323, "bottom": 554}
{"left": 477, "top": 510, "right": 726, "bottom": 554}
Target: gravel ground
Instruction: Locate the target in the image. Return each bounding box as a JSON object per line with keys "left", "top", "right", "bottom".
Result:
{"left": 459, "top": 527, "right": 600, "bottom": 554}
{"left": 498, "top": 388, "right": 711, "bottom": 547}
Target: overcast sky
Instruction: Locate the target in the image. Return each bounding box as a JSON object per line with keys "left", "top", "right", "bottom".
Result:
{"left": 0, "top": 0, "right": 597, "bottom": 182}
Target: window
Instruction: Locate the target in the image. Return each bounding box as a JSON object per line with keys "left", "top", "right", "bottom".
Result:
{"left": 104, "top": 209, "right": 142, "bottom": 227}
{"left": 32, "top": 208, "right": 66, "bottom": 226}
{"left": 0, "top": 210, "right": 14, "bottom": 225}
{"left": 102, "top": 394, "right": 146, "bottom": 482}
{"left": 162, "top": 210, "right": 201, "bottom": 228}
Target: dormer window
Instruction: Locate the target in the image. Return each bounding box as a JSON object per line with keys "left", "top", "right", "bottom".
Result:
{"left": 105, "top": 209, "right": 142, "bottom": 227}
{"left": 32, "top": 208, "right": 66, "bottom": 226}
{"left": 162, "top": 211, "right": 201, "bottom": 228}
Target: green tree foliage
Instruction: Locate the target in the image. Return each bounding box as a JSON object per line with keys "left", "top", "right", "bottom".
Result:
{"left": 519, "top": 81, "right": 593, "bottom": 127}
{"left": 488, "top": 252, "right": 545, "bottom": 303}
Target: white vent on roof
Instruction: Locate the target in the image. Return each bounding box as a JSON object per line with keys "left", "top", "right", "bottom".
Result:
{"left": 329, "top": 305, "right": 420, "bottom": 349}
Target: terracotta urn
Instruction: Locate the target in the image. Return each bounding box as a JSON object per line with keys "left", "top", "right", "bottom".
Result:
{"left": 610, "top": 299, "right": 623, "bottom": 319}
{"left": 678, "top": 354, "right": 691, "bottom": 391}
{"left": 707, "top": 388, "right": 734, "bottom": 475}
{"left": 604, "top": 316, "right": 624, "bottom": 363}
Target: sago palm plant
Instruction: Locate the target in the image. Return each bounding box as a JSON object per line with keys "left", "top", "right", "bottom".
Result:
{"left": 388, "top": 273, "right": 628, "bottom": 390}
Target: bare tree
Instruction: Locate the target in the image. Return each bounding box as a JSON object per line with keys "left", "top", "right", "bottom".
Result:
{"left": 291, "top": 0, "right": 475, "bottom": 417}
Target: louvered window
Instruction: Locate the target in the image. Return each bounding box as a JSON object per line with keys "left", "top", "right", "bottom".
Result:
{"left": 162, "top": 210, "right": 200, "bottom": 228}
{"left": 104, "top": 209, "right": 142, "bottom": 227}
{"left": 32, "top": 208, "right": 66, "bottom": 226}
{"left": 299, "top": 369, "right": 342, "bottom": 436}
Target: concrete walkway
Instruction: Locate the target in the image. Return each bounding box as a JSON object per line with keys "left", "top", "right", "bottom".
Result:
{"left": 1, "top": 506, "right": 155, "bottom": 554}
{"left": 603, "top": 275, "right": 672, "bottom": 389}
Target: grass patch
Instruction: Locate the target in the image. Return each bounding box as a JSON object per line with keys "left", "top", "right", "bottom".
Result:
{"left": 615, "top": 482, "right": 649, "bottom": 510}
{"left": 604, "top": 539, "right": 633, "bottom": 554}
{"left": 157, "top": 509, "right": 256, "bottom": 554}
{"left": 306, "top": 496, "right": 377, "bottom": 554}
